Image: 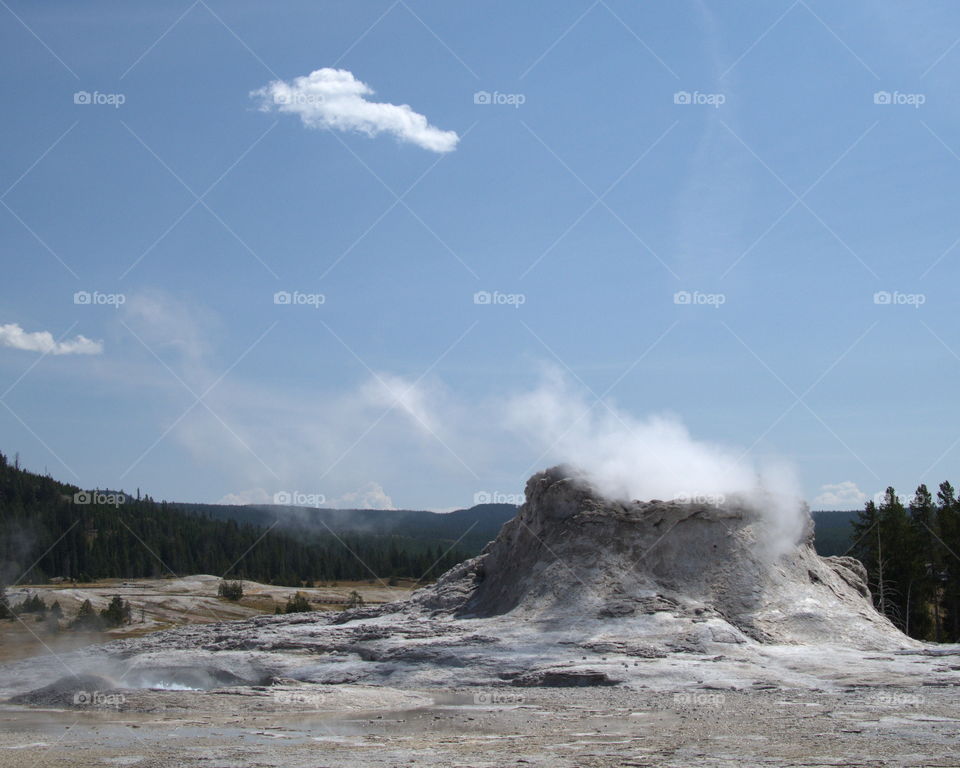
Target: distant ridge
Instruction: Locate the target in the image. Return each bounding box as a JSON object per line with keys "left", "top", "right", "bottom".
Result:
{"left": 173, "top": 502, "right": 518, "bottom": 556}
{"left": 0, "top": 449, "right": 514, "bottom": 585}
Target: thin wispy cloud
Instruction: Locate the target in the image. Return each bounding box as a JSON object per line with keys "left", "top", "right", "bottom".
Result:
{"left": 251, "top": 67, "right": 459, "bottom": 153}
{"left": 0, "top": 323, "right": 102, "bottom": 355}
{"left": 122, "top": 290, "right": 214, "bottom": 369}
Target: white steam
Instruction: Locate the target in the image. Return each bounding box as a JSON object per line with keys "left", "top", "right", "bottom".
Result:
{"left": 506, "top": 370, "right": 807, "bottom": 556}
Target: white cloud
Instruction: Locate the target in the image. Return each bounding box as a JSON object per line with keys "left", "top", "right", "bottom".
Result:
{"left": 0, "top": 323, "right": 102, "bottom": 355}
{"left": 813, "top": 481, "right": 868, "bottom": 508}
{"left": 333, "top": 482, "right": 395, "bottom": 510}
{"left": 216, "top": 488, "right": 270, "bottom": 505}
{"left": 252, "top": 68, "right": 459, "bottom": 153}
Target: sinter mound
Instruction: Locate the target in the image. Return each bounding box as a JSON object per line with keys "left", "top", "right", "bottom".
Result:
{"left": 391, "top": 467, "right": 904, "bottom": 649}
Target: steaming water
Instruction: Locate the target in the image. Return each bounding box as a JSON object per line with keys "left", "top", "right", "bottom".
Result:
{"left": 143, "top": 680, "right": 200, "bottom": 691}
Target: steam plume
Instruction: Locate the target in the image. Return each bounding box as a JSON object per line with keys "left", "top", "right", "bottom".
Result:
{"left": 505, "top": 370, "right": 806, "bottom": 556}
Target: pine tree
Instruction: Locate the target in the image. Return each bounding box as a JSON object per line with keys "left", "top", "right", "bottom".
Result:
{"left": 72, "top": 599, "right": 103, "bottom": 630}
{"left": 853, "top": 490, "right": 907, "bottom": 629}
{"left": 938, "top": 481, "right": 960, "bottom": 641}
{"left": 100, "top": 595, "right": 131, "bottom": 627}
{"left": 284, "top": 592, "right": 312, "bottom": 613}
{"left": 909, "top": 485, "right": 941, "bottom": 639}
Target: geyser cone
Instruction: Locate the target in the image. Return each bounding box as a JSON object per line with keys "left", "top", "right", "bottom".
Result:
{"left": 414, "top": 467, "right": 905, "bottom": 650}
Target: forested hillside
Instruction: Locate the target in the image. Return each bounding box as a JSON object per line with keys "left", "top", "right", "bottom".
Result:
{"left": 810, "top": 510, "right": 859, "bottom": 556}
{"left": 0, "top": 452, "right": 488, "bottom": 586}
{"left": 177, "top": 502, "right": 516, "bottom": 555}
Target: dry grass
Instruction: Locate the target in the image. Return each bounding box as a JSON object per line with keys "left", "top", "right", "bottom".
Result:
{"left": 0, "top": 576, "right": 416, "bottom": 663}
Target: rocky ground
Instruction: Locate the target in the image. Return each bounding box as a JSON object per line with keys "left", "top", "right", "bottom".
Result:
{"left": 2, "top": 469, "right": 959, "bottom": 766}
{"left": 1, "top": 664, "right": 959, "bottom": 767}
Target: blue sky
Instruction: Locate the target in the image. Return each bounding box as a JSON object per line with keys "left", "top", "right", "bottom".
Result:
{"left": 1, "top": 0, "right": 959, "bottom": 511}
